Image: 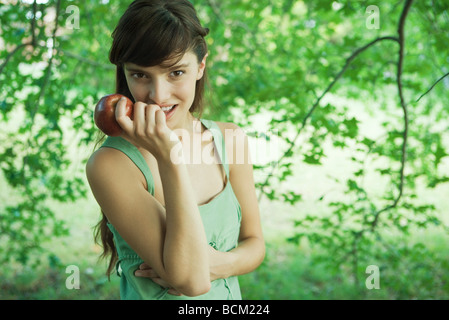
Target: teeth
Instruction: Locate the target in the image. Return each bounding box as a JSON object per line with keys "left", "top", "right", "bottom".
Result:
{"left": 161, "top": 105, "right": 175, "bottom": 112}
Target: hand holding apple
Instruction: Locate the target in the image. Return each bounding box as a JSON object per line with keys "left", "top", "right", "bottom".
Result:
{"left": 94, "top": 94, "right": 133, "bottom": 136}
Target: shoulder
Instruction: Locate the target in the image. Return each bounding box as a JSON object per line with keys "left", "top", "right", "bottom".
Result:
{"left": 86, "top": 147, "right": 127, "bottom": 174}
{"left": 214, "top": 121, "right": 243, "bottom": 132}
{"left": 214, "top": 121, "right": 247, "bottom": 142}
{"left": 86, "top": 147, "right": 146, "bottom": 190}
{"left": 213, "top": 121, "right": 251, "bottom": 168}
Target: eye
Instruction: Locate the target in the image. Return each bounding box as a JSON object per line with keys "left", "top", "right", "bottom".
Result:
{"left": 131, "top": 72, "right": 147, "bottom": 79}
{"left": 171, "top": 70, "right": 184, "bottom": 77}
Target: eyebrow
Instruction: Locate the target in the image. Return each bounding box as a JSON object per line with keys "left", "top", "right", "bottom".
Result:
{"left": 167, "top": 62, "right": 190, "bottom": 70}
{"left": 125, "top": 62, "right": 190, "bottom": 73}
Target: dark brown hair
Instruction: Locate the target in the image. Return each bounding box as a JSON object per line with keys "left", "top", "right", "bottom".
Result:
{"left": 94, "top": 0, "right": 209, "bottom": 278}
{"left": 110, "top": 0, "right": 209, "bottom": 114}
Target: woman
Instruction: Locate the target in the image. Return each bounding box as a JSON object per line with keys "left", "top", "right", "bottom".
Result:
{"left": 86, "top": 0, "right": 265, "bottom": 300}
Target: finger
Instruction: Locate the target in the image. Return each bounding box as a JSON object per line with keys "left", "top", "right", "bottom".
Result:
{"left": 167, "top": 288, "right": 183, "bottom": 296}
{"left": 134, "top": 268, "right": 158, "bottom": 278}
{"left": 145, "top": 104, "right": 161, "bottom": 130}
{"left": 115, "top": 97, "right": 133, "bottom": 132}
{"left": 139, "top": 263, "right": 152, "bottom": 270}
{"left": 132, "top": 101, "right": 147, "bottom": 133}
{"left": 150, "top": 277, "right": 182, "bottom": 295}
{"left": 151, "top": 277, "right": 173, "bottom": 289}
{"left": 154, "top": 108, "right": 166, "bottom": 129}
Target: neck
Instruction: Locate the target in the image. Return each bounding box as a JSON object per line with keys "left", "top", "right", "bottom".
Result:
{"left": 173, "top": 112, "right": 204, "bottom": 138}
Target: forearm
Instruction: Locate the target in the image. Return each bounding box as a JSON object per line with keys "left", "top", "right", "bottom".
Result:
{"left": 158, "top": 158, "right": 210, "bottom": 294}
{"left": 209, "top": 236, "right": 265, "bottom": 280}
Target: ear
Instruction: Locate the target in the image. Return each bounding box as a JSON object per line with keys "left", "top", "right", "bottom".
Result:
{"left": 196, "top": 53, "right": 208, "bottom": 80}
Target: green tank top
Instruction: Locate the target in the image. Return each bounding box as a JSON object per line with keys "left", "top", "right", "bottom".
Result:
{"left": 101, "top": 119, "right": 242, "bottom": 300}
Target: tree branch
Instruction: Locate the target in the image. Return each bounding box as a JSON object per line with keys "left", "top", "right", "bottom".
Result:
{"left": 370, "top": 0, "right": 413, "bottom": 230}
{"left": 31, "top": 0, "right": 38, "bottom": 46}
{"left": 0, "top": 42, "right": 33, "bottom": 75}
{"left": 257, "top": 35, "right": 399, "bottom": 202}
{"left": 23, "top": 0, "right": 62, "bottom": 189}
{"left": 206, "top": 0, "right": 224, "bottom": 24}
{"left": 416, "top": 71, "right": 449, "bottom": 102}
{"left": 0, "top": 1, "right": 39, "bottom": 76}
{"left": 30, "top": 0, "right": 62, "bottom": 121}
{"left": 58, "top": 49, "right": 115, "bottom": 70}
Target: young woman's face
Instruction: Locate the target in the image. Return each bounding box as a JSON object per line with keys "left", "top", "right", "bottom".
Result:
{"left": 124, "top": 51, "right": 207, "bottom": 129}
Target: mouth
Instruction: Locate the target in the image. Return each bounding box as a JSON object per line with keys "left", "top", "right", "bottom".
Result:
{"left": 161, "top": 104, "right": 178, "bottom": 120}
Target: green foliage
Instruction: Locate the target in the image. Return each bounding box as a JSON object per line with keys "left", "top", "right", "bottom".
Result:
{"left": 202, "top": 0, "right": 449, "bottom": 287}
{"left": 1, "top": 0, "right": 448, "bottom": 298}
{"left": 0, "top": 0, "right": 124, "bottom": 265}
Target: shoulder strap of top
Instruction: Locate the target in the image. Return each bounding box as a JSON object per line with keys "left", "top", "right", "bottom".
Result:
{"left": 101, "top": 136, "right": 155, "bottom": 195}
{"left": 200, "top": 119, "right": 229, "bottom": 177}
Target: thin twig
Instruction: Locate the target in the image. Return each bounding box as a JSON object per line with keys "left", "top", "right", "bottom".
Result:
{"left": 416, "top": 72, "right": 449, "bottom": 102}
{"left": 0, "top": 0, "right": 38, "bottom": 76}
{"left": 0, "top": 42, "right": 33, "bottom": 75}
{"left": 22, "top": 0, "right": 62, "bottom": 189}
{"left": 206, "top": 0, "right": 224, "bottom": 24}
{"left": 59, "top": 49, "right": 115, "bottom": 70}
{"left": 30, "top": 0, "right": 62, "bottom": 120}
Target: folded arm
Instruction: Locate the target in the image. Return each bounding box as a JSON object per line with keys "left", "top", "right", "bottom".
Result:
{"left": 86, "top": 102, "right": 210, "bottom": 297}
{"left": 209, "top": 122, "right": 265, "bottom": 280}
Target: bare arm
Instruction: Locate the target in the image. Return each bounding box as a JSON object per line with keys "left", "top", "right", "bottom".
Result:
{"left": 133, "top": 122, "right": 265, "bottom": 284}
{"left": 86, "top": 101, "right": 210, "bottom": 296}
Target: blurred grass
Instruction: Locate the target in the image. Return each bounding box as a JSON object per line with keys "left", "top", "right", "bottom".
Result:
{"left": 1, "top": 186, "right": 448, "bottom": 299}
{"left": 240, "top": 227, "right": 449, "bottom": 300}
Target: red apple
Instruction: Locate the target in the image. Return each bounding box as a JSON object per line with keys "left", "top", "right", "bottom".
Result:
{"left": 94, "top": 94, "right": 133, "bottom": 136}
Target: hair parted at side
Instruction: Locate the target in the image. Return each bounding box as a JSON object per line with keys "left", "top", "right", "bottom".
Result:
{"left": 109, "top": 0, "right": 209, "bottom": 115}
{"left": 94, "top": 0, "right": 210, "bottom": 278}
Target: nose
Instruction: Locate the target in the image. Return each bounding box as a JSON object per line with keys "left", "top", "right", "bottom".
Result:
{"left": 148, "top": 78, "right": 171, "bottom": 106}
